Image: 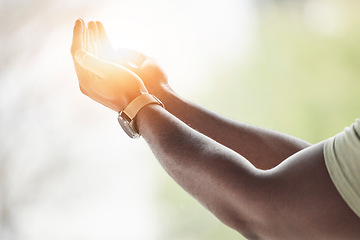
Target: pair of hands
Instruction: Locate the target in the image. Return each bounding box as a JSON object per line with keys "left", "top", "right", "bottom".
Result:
{"left": 70, "top": 19, "right": 168, "bottom": 112}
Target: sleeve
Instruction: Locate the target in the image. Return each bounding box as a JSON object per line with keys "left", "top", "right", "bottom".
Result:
{"left": 324, "top": 119, "right": 360, "bottom": 219}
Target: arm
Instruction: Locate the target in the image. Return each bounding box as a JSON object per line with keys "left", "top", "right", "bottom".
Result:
{"left": 71, "top": 20, "right": 360, "bottom": 239}
{"left": 136, "top": 104, "right": 360, "bottom": 239}
{"left": 91, "top": 22, "right": 310, "bottom": 170}
{"left": 155, "top": 87, "right": 311, "bottom": 170}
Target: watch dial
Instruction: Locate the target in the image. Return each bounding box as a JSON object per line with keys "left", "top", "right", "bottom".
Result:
{"left": 118, "top": 114, "right": 140, "bottom": 139}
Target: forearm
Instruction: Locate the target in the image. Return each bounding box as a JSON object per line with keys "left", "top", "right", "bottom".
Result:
{"left": 136, "top": 104, "right": 267, "bottom": 234}
{"left": 156, "top": 86, "right": 311, "bottom": 170}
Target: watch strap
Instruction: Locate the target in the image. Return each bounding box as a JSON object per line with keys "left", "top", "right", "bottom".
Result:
{"left": 123, "top": 93, "right": 163, "bottom": 120}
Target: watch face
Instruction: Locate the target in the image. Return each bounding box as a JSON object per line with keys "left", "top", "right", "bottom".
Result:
{"left": 118, "top": 113, "right": 140, "bottom": 139}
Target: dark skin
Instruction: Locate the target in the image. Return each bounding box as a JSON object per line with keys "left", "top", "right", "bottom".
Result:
{"left": 71, "top": 19, "right": 360, "bottom": 239}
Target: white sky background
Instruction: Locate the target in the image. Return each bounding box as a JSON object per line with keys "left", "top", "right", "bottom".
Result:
{"left": 0, "top": 0, "right": 257, "bottom": 239}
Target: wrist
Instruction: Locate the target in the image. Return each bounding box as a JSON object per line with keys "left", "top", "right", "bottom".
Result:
{"left": 135, "top": 102, "right": 163, "bottom": 125}
{"left": 123, "top": 88, "right": 148, "bottom": 111}
{"left": 118, "top": 93, "right": 164, "bottom": 138}
{"left": 153, "top": 84, "right": 177, "bottom": 105}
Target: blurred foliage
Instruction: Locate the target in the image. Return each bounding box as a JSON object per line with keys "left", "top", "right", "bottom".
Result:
{"left": 155, "top": 1, "right": 360, "bottom": 240}
{"left": 207, "top": 0, "right": 360, "bottom": 143}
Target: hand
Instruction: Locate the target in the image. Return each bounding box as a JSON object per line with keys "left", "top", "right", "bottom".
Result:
{"left": 87, "top": 21, "right": 171, "bottom": 98}
{"left": 71, "top": 19, "right": 147, "bottom": 112}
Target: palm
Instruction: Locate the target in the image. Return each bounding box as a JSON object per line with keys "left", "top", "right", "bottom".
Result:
{"left": 71, "top": 19, "right": 147, "bottom": 112}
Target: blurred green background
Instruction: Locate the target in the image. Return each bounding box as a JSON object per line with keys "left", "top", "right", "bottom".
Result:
{"left": 207, "top": 2, "right": 360, "bottom": 143}
{"left": 155, "top": 1, "right": 360, "bottom": 240}
{"left": 0, "top": 0, "right": 359, "bottom": 239}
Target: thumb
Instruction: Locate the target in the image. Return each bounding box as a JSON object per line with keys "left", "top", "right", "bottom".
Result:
{"left": 75, "top": 49, "right": 112, "bottom": 78}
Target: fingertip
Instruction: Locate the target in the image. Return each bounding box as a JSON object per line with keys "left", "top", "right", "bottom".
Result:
{"left": 79, "top": 19, "right": 86, "bottom": 30}
{"left": 96, "top": 21, "right": 104, "bottom": 28}
{"left": 74, "top": 18, "right": 82, "bottom": 30}
{"left": 96, "top": 21, "right": 106, "bottom": 32}
{"left": 88, "top": 21, "right": 94, "bottom": 27}
{"left": 97, "top": 22, "right": 110, "bottom": 42}
{"left": 72, "top": 19, "right": 84, "bottom": 55}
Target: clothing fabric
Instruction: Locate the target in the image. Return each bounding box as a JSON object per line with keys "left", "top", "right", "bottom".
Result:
{"left": 324, "top": 119, "right": 360, "bottom": 218}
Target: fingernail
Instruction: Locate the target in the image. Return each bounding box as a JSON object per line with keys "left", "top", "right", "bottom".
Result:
{"left": 75, "top": 19, "right": 81, "bottom": 26}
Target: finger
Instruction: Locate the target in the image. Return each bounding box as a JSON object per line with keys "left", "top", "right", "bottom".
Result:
{"left": 96, "top": 21, "right": 111, "bottom": 45}
{"left": 71, "top": 19, "right": 88, "bottom": 80}
{"left": 79, "top": 19, "right": 86, "bottom": 50}
{"left": 70, "top": 19, "right": 83, "bottom": 56}
{"left": 96, "top": 21, "right": 112, "bottom": 57}
{"left": 76, "top": 19, "right": 85, "bottom": 51}
{"left": 88, "top": 22, "right": 98, "bottom": 56}
{"left": 88, "top": 21, "right": 102, "bottom": 57}
{"left": 83, "top": 22, "right": 91, "bottom": 52}
{"left": 88, "top": 21, "right": 99, "bottom": 40}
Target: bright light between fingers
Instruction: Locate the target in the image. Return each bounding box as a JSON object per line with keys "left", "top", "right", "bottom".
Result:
{"left": 95, "top": 0, "right": 257, "bottom": 96}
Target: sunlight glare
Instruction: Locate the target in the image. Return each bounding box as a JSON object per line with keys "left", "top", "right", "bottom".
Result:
{"left": 95, "top": 0, "right": 257, "bottom": 96}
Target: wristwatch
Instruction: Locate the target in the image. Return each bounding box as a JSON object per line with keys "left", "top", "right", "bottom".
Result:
{"left": 118, "top": 93, "right": 164, "bottom": 138}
